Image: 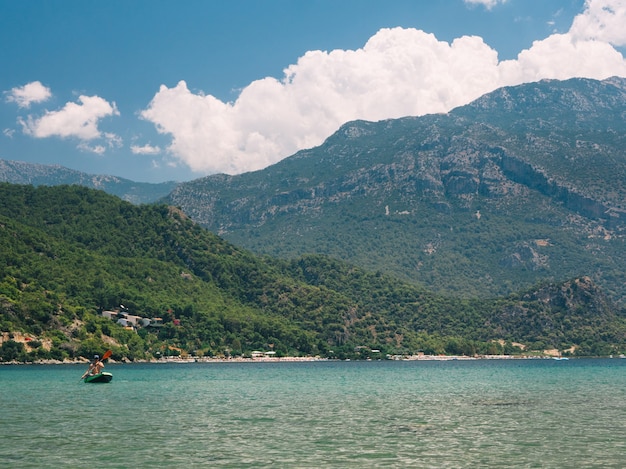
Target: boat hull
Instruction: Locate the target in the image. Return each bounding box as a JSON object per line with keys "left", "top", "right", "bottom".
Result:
{"left": 84, "top": 372, "right": 113, "bottom": 383}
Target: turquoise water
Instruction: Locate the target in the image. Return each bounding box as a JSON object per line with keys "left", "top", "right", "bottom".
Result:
{"left": 1, "top": 359, "right": 624, "bottom": 468}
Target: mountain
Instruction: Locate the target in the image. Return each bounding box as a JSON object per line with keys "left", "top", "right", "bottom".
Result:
{"left": 1, "top": 184, "right": 624, "bottom": 361}
{"left": 163, "top": 77, "right": 626, "bottom": 305}
{"left": 0, "top": 159, "right": 178, "bottom": 204}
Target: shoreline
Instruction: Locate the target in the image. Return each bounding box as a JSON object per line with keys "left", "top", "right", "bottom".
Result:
{"left": 2, "top": 354, "right": 612, "bottom": 366}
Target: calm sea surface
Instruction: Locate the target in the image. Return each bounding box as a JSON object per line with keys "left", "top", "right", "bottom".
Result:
{"left": 1, "top": 359, "right": 624, "bottom": 468}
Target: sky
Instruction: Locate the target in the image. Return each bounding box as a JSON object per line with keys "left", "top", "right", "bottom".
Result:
{"left": 1, "top": 0, "right": 626, "bottom": 183}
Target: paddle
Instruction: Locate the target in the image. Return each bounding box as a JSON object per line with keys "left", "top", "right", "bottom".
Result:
{"left": 80, "top": 350, "right": 112, "bottom": 380}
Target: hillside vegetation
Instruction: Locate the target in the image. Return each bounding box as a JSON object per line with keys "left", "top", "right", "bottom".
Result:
{"left": 1, "top": 184, "right": 624, "bottom": 362}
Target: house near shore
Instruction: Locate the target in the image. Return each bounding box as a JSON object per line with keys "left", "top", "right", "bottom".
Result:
{"left": 101, "top": 310, "right": 118, "bottom": 320}
{"left": 101, "top": 310, "right": 164, "bottom": 332}
{"left": 251, "top": 350, "right": 277, "bottom": 359}
{"left": 117, "top": 312, "right": 144, "bottom": 327}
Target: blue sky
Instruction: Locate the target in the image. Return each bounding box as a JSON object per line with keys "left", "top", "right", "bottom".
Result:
{"left": 1, "top": 0, "right": 625, "bottom": 183}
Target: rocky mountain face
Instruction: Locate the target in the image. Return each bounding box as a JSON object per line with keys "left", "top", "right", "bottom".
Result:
{"left": 164, "top": 77, "right": 626, "bottom": 304}
{"left": 0, "top": 159, "right": 177, "bottom": 204}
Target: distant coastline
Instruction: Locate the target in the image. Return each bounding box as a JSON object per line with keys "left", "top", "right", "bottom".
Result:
{"left": 3, "top": 353, "right": 614, "bottom": 366}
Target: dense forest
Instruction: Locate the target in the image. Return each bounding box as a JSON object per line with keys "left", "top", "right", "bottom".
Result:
{"left": 1, "top": 183, "right": 624, "bottom": 362}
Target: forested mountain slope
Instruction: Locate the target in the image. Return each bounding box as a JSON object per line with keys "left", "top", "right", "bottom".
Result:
{"left": 1, "top": 184, "right": 624, "bottom": 361}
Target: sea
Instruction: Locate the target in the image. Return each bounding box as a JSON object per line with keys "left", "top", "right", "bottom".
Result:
{"left": 1, "top": 358, "right": 624, "bottom": 468}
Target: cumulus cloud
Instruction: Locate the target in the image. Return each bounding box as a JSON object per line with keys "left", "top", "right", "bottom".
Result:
{"left": 19, "top": 95, "right": 121, "bottom": 152}
{"left": 463, "top": 0, "right": 507, "bottom": 10}
{"left": 131, "top": 143, "right": 161, "bottom": 155}
{"left": 569, "top": 0, "right": 626, "bottom": 46}
{"left": 141, "top": 0, "right": 626, "bottom": 176}
{"left": 6, "top": 81, "right": 52, "bottom": 108}
{"left": 499, "top": 32, "right": 626, "bottom": 83}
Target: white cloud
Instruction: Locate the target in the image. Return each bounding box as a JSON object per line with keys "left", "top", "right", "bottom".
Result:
{"left": 569, "top": 0, "right": 626, "bottom": 46}
{"left": 131, "top": 143, "right": 161, "bottom": 155}
{"left": 5, "top": 81, "right": 52, "bottom": 108}
{"left": 78, "top": 142, "right": 106, "bottom": 155}
{"left": 103, "top": 132, "right": 123, "bottom": 149}
{"left": 499, "top": 32, "right": 626, "bottom": 83}
{"left": 463, "top": 0, "right": 507, "bottom": 10}
{"left": 141, "top": 0, "right": 626, "bottom": 176}
{"left": 20, "top": 95, "right": 121, "bottom": 150}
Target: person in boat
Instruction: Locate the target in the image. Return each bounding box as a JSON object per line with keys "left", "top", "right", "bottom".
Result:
{"left": 83, "top": 354, "right": 104, "bottom": 378}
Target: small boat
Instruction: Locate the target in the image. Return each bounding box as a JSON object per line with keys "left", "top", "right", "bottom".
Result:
{"left": 83, "top": 372, "right": 113, "bottom": 383}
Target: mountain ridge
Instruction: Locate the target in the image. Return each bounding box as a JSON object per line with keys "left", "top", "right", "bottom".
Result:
{"left": 162, "top": 77, "right": 626, "bottom": 304}
{"left": 0, "top": 159, "right": 178, "bottom": 204}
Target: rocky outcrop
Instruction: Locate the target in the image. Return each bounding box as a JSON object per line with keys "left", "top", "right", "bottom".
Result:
{"left": 499, "top": 151, "right": 626, "bottom": 224}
